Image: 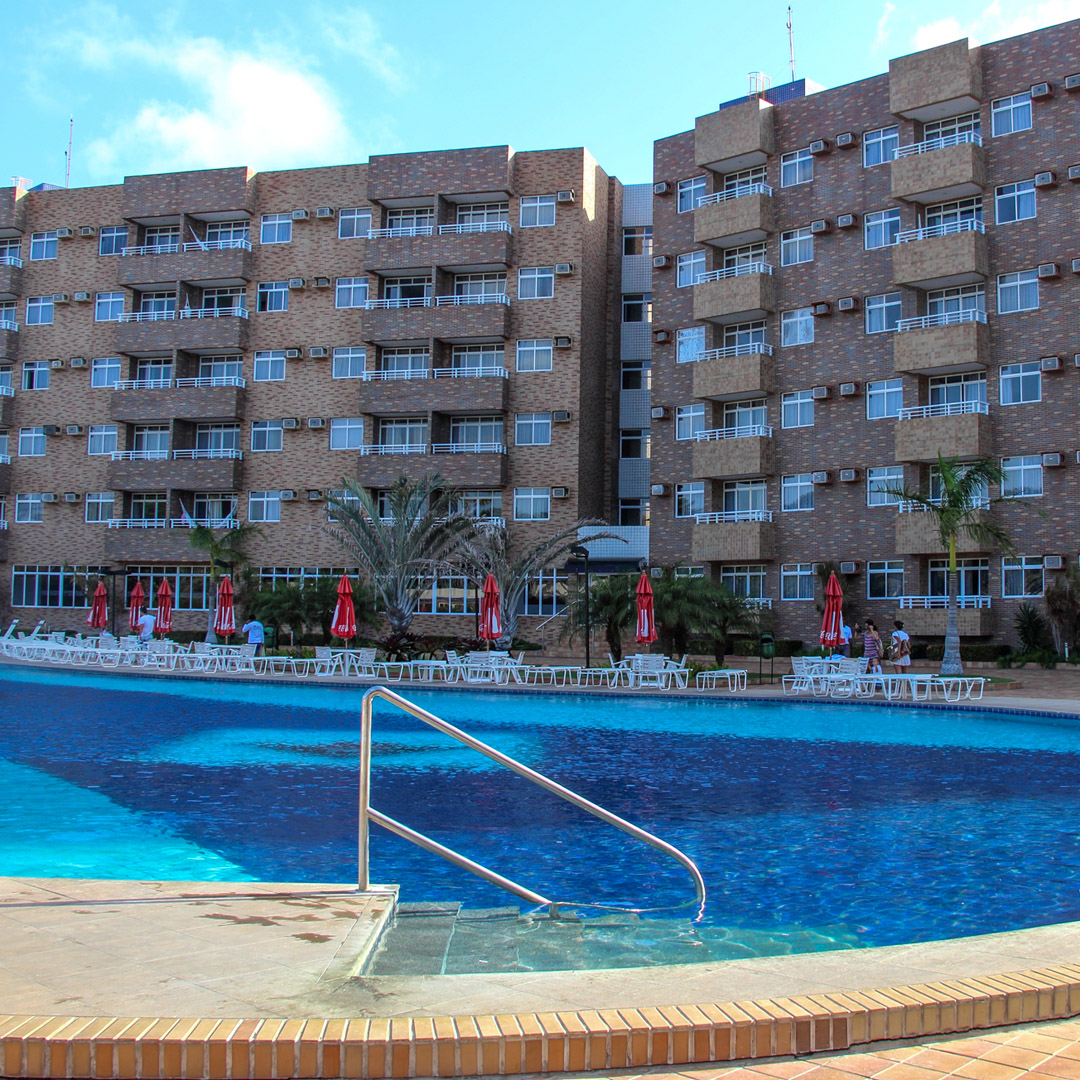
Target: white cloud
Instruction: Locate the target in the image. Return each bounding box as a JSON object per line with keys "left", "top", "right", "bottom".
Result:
{"left": 913, "top": 0, "right": 1076, "bottom": 48}
{"left": 875, "top": 3, "right": 896, "bottom": 48}
{"left": 321, "top": 8, "right": 408, "bottom": 93}
{"left": 913, "top": 16, "right": 967, "bottom": 48}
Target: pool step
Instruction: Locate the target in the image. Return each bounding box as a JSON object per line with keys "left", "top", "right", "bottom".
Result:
{"left": 366, "top": 901, "right": 462, "bottom": 975}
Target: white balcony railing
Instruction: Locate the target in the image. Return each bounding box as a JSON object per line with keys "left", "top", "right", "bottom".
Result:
{"left": 897, "top": 399, "right": 988, "bottom": 421}
{"left": 360, "top": 368, "right": 429, "bottom": 381}
{"left": 0, "top": 385, "right": 13, "bottom": 397}
{"left": 898, "top": 595, "right": 992, "bottom": 609}
{"left": 433, "top": 367, "right": 508, "bottom": 379}
{"left": 695, "top": 424, "right": 773, "bottom": 441}
{"left": 896, "top": 219, "right": 985, "bottom": 244}
{"left": 0, "top": 255, "right": 23, "bottom": 268}
{"left": 895, "top": 130, "right": 982, "bottom": 157}
{"left": 0, "top": 320, "right": 17, "bottom": 332}
{"left": 0, "top": 453, "right": 10, "bottom": 464}
{"left": 695, "top": 262, "right": 772, "bottom": 283}
{"left": 696, "top": 183, "right": 773, "bottom": 206}
{"left": 430, "top": 442, "right": 506, "bottom": 454}
{"left": 114, "top": 378, "right": 173, "bottom": 391}
{"left": 365, "top": 297, "right": 432, "bottom": 309}
{"left": 898, "top": 496, "right": 990, "bottom": 513}
{"left": 109, "top": 450, "right": 170, "bottom": 461}
{"left": 359, "top": 444, "right": 428, "bottom": 456}
{"left": 118, "top": 310, "right": 177, "bottom": 323}
{"left": 106, "top": 518, "right": 170, "bottom": 529}
{"left": 179, "top": 306, "right": 248, "bottom": 319}
{"left": 174, "top": 376, "right": 246, "bottom": 388}
{"left": 182, "top": 239, "right": 252, "bottom": 252}
{"left": 746, "top": 597, "right": 773, "bottom": 610}
{"left": 437, "top": 221, "right": 512, "bottom": 235}
{"left": 170, "top": 517, "right": 239, "bottom": 529}
{"left": 694, "top": 509, "right": 773, "bottom": 524}
{"left": 367, "top": 225, "right": 434, "bottom": 238}
{"left": 122, "top": 242, "right": 181, "bottom": 256}
{"left": 897, "top": 308, "right": 987, "bottom": 332}
{"left": 0, "top": 520, "right": 7, "bottom": 529}
{"left": 172, "top": 448, "right": 243, "bottom": 460}
{"left": 434, "top": 293, "right": 510, "bottom": 306}
{"left": 682, "top": 341, "right": 773, "bottom": 364}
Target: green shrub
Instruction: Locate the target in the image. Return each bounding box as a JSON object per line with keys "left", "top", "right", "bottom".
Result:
{"left": 926, "top": 642, "right": 1012, "bottom": 662}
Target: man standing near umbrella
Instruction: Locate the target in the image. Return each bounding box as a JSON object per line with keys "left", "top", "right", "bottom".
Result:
{"left": 136, "top": 608, "right": 156, "bottom": 646}
{"left": 241, "top": 615, "right": 265, "bottom": 655}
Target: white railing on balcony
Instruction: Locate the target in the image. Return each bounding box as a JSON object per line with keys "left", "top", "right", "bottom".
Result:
{"left": 367, "top": 225, "right": 435, "bottom": 238}
{"left": 361, "top": 368, "right": 429, "bottom": 381}
{"left": 365, "top": 297, "right": 432, "bottom": 309}
{"left": 109, "top": 450, "right": 170, "bottom": 461}
{"left": 0, "top": 320, "right": 18, "bottom": 332}
{"left": 0, "top": 520, "right": 7, "bottom": 530}
{"left": 0, "top": 385, "right": 13, "bottom": 397}
{"left": 695, "top": 424, "right": 773, "bottom": 441}
{"left": 694, "top": 509, "right": 773, "bottom": 524}
{"left": 107, "top": 518, "right": 170, "bottom": 529}
{"left": 695, "top": 262, "right": 772, "bottom": 283}
{"left": 898, "top": 496, "right": 990, "bottom": 513}
{"left": 895, "top": 130, "right": 982, "bottom": 157}
{"left": 898, "top": 400, "right": 988, "bottom": 421}
{"left": 182, "top": 239, "right": 252, "bottom": 252}
{"left": 681, "top": 341, "right": 773, "bottom": 364}
{"left": 122, "top": 242, "right": 181, "bottom": 256}
{"left": 899, "top": 595, "right": 992, "bottom": 609}
{"left": 434, "top": 293, "right": 510, "bottom": 306}
{"left": 114, "top": 378, "right": 173, "bottom": 391}
{"left": 118, "top": 310, "right": 177, "bottom": 323}
{"left": 174, "top": 376, "right": 246, "bottom": 388}
{"left": 180, "top": 306, "right": 248, "bottom": 319}
{"left": 172, "top": 448, "right": 243, "bottom": 460}
{"left": 576, "top": 525, "right": 649, "bottom": 562}
{"left": 359, "top": 444, "right": 428, "bottom": 456}
{"left": 170, "top": 516, "right": 239, "bottom": 529}
{"left": 430, "top": 442, "right": 506, "bottom": 455}
{"left": 0, "top": 453, "right": 10, "bottom": 464}
{"left": 433, "top": 367, "right": 508, "bottom": 379}
{"left": 696, "top": 183, "right": 773, "bottom": 206}
{"left": 0, "top": 255, "right": 23, "bottom": 268}
{"left": 437, "top": 221, "right": 512, "bottom": 235}
{"left": 897, "top": 308, "right": 987, "bottom": 332}
{"left": 896, "top": 219, "right": 985, "bottom": 243}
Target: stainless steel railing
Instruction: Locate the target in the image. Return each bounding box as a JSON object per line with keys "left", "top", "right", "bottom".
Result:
{"left": 358, "top": 685, "right": 706, "bottom": 917}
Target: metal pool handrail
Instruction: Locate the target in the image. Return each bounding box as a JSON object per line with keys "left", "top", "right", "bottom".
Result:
{"left": 359, "top": 685, "right": 707, "bottom": 918}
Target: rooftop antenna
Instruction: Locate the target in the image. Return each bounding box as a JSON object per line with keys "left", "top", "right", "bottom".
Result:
{"left": 64, "top": 116, "right": 73, "bottom": 188}
{"left": 787, "top": 6, "right": 796, "bottom": 83}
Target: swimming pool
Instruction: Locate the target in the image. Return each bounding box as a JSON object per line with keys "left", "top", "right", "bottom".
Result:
{"left": 2, "top": 665, "right": 1080, "bottom": 969}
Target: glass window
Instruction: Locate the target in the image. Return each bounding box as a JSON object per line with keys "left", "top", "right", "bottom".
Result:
{"left": 379, "top": 417, "right": 428, "bottom": 447}
{"left": 925, "top": 197, "right": 983, "bottom": 229}
{"left": 781, "top": 562, "right": 815, "bottom": 599}
{"left": 329, "top": 418, "right": 364, "bottom": 450}
{"left": 1002, "top": 556, "right": 1043, "bottom": 597}
{"left": 85, "top": 492, "right": 115, "bottom": 523}
{"left": 928, "top": 371, "right": 986, "bottom": 407}
{"left": 719, "top": 564, "right": 766, "bottom": 598}
{"left": 205, "top": 221, "right": 250, "bottom": 245}
{"left": 18, "top": 427, "right": 46, "bottom": 457}
{"left": 781, "top": 474, "right": 814, "bottom": 512}
{"left": 260, "top": 214, "right": 292, "bottom": 244}
{"left": 781, "top": 308, "right": 813, "bottom": 347}
{"left": 251, "top": 420, "right": 284, "bottom": 452}
{"left": 135, "top": 358, "right": 172, "bottom": 384}
{"left": 621, "top": 361, "right": 651, "bottom": 390}
{"left": 1002, "top": 455, "right": 1042, "bottom": 498}
{"left": 132, "top": 426, "right": 169, "bottom": 457}
{"left": 866, "top": 379, "right": 903, "bottom": 419}
{"left": 338, "top": 208, "right": 372, "bottom": 238}
{"left": 929, "top": 558, "right": 989, "bottom": 599}
{"left": 865, "top": 292, "right": 902, "bottom": 334}
{"left": 197, "top": 356, "right": 242, "bottom": 382}
{"left": 15, "top": 495, "right": 44, "bottom": 523}
{"left": 253, "top": 350, "right": 286, "bottom": 382}
{"left": 722, "top": 399, "right": 766, "bottom": 431}
{"left": 453, "top": 490, "right": 503, "bottom": 520}
{"left": 449, "top": 344, "right": 503, "bottom": 375}
{"left": 780, "top": 228, "right": 813, "bottom": 266}
{"left": 997, "top": 270, "right": 1039, "bottom": 314}
{"left": 867, "top": 560, "right": 904, "bottom": 599}
{"left": 724, "top": 321, "right": 766, "bottom": 349}
{"left": 723, "top": 242, "right": 766, "bottom": 269}
{"left": 864, "top": 208, "right": 901, "bottom": 250}
{"left": 781, "top": 390, "right": 814, "bottom": 429}
{"left": 256, "top": 281, "right": 289, "bottom": 312}
{"left": 29, "top": 232, "right": 57, "bottom": 261}
{"left": 675, "top": 482, "right": 704, "bottom": 518}
{"left": 137, "top": 290, "right": 175, "bottom": 316}
{"left": 519, "top": 195, "right": 556, "bottom": 227}
{"left": 195, "top": 424, "right": 240, "bottom": 453}
{"left": 98, "top": 226, "right": 128, "bottom": 255}
{"left": 927, "top": 284, "right": 984, "bottom": 317}
{"left": 0, "top": 365, "right": 9, "bottom": 390}
{"left": 518, "top": 267, "right": 554, "bottom": 299}
{"left": 867, "top": 465, "right": 904, "bottom": 506}
{"left": 516, "top": 339, "right": 553, "bottom": 372}
{"left": 457, "top": 202, "right": 509, "bottom": 226}
{"left": 386, "top": 207, "right": 434, "bottom": 231}
{"left": 621, "top": 293, "right": 652, "bottom": 323}
{"left": 995, "top": 181, "right": 1036, "bottom": 224}
{"left": 415, "top": 575, "right": 478, "bottom": 616}
{"left": 991, "top": 93, "right": 1032, "bottom": 137}
{"left": 450, "top": 415, "right": 503, "bottom": 445}
{"left": 248, "top": 490, "right": 281, "bottom": 522}
{"left": 95, "top": 292, "right": 124, "bottom": 322}
{"left": 516, "top": 413, "right": 552, "bottom": 446}
{"left": 675, "top": 403, "right": 705, "bottom": 441}
{"left": 677, "top": 176, "right": 706, "bottom": 213}
{"left": 513, "top": 487, "right": 550, "bottom": 521}
{"left": 622, "top": 226, "right": 653, "bottom": 256}
{"left": 929, "top": 464, "right": 989, "bottom": 506}
{"left": 144, "top": 225, "right": 179, "bottom": 251}
{"left": 676, "top": 326, "right": 705, "bottom": 363}
{"left": 454, "top": 272, "right": 506, "bottom": 298}
{"left": 332, "top": 347, "right": 366, "bottom": 379}
{"left": 620, "top": 429, "right": 650, "bottom": 458}
{"left": 383, "top": 275, "right": 431, "bottom": 303}
{"left": 26, "top": 297, "right": 53, "bottom": 325}
{"left": 202, "top": 287, "right": 245, "bottom": 313}
{"left": 723, "top": 166, "right": 766, "bottom": 193}
{"left": 22, "top": 362, "right": 50, "bottom": 390}
{"left": 1000, "top": 361, "right": 1041, "bottom": 405}
{"left": 924, "top": 112, "right": 980, "bottom": 141}
{"left": 335, "top": 277, "right": 368, "bottom": 308}
{"left": 87, "top": 425, "right": 117, "bottom": 456}
{"left": 863, "top": 126, "right": 899, "bottom": 167}
{"left": 618, "top": 499, "right": 649, "bottom": 526}
{"left": 676, "top": 250, "right": 706, "bottom": 288}
{"left": 780, "top": 148, "right": 813, "bottom": 187}
{"left": 88, "top": 356, "right": 120, "bottom": 389}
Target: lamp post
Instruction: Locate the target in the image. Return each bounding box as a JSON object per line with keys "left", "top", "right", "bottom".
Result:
{"left": 570, "top": 545, "right": 591, "bottom": 668}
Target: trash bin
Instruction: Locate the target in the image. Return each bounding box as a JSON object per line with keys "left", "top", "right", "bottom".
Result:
{"left": 263, "top": 625, "right": 277, "bottom": 650}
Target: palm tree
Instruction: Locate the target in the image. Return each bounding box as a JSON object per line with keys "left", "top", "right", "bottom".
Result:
{"left": 709, "top": 583, "right": 764, "bottom": 666}
{"left": 189, "top": 521, "right": 262, "bottom": 642}
{"left": 1044, "top": 566, "right": 1080, "bottom": 657}
{"left": 560, "top": 573, "right": 636, "bottom": 661}
{"left": 650, "top": 570, "right": 721, "bottom": 657}
{"left": 891, "top": 453, "right": 1012, "bottom": 677}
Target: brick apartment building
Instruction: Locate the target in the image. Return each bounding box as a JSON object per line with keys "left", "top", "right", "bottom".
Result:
{"left": 1, "top": 18, "right": 1078, "bottom": 646}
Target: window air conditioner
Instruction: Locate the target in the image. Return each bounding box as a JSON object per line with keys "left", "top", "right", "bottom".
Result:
{"left": 64, "top": 492, "right": 81, "bottom": 502}
{"left": 839, "top": 560, "right": 860, "bottom": 574}
{"left": 65, "top": 424, "right": 82, "bottom": 435}
{"left": 808, "top": 139, "right": 830, "bottom": 155}
{"left": 55, "top": 228, "right": 73, "bottom": 239}
{"left": 1045, "top": 554, "right": 1065, "bottom": 569}
{"left": 52, "top": 293, "right": 69, "bottom": 304}
{"left": 313, "top": 277, "right": 331, "bottom": 288}
{"left": 811, "top": 301, "right": 832, "bottom": 316}
{"left": 650, "top": 567, "right": 664, "bottom": 579}
{"left": 308, "top": 489, "right": 324, "bottom": 500}
{"left": 285, "top": 348, "right": 302, "bottom": 359}
{"left": 554, "top": 262, "right": 573, "bottom": 275}
{"left": 1072, "top": 259, "right": 1080, "bottom": 274}
{"left": 1068, "top": 164, "right": 1080, "bottom": 181}
{"left": 73, "top": 292, "right": 90, "bottom": 302}
{"left": 839, "top": 468, "right": 859, "bottom": 482}
{"left": 839, "top": 381, "right": 858, "bottom": 396}
{"left": 836, "top": 296, "right": 858, "bottom": 312}
{"left": 1040, "top": 355, "right": 1063, "bottom": 371}
{"left": 552, "top": 410, "right": 571, "bottom": 423}
{"left": 652, "top": 255, "right": 670, "bottom": 268}
{"left": 554, "top": 336, "right": 572, "bottom": 348}
{"left": 50, "top": 359, "right": 64, "bottom": 368}
{"left": 653, "top": 329, "right": 670, "bottom": 342}
{"left": 1074, "top": 354, "right": 1080, "bottom": 368}
{"left": 315, "top": 207, "right": 335, "bottom": 218}
{"left": 309, "top": 346, "right": 327, "bottom": 358}
{"left": 40, "top": 493, "right": 58, "bottom": 502}
{"left": 1030, "top": 82, "right": 1053, "bottom": 99}
{"left": 836, "top": 214, "right": 857, "bottom": 229}
{"left": 291, "top": 209, "right": 309, "bottom": 220}
{"left": 810, "top": 219, "right": 831, "bottom": 234}
{"left": 307, "top": 417, "right": 324, "bottom": 428}
{"left": 812, "top": 384, "right": 831, "bottom": 399}
{"left": 835, "top": 132, "right": 857, "bottom": 148}
{"left": 551, "top": 486, "right": 569, "bottom": 498}
{"left": 556, "top": 190, "right": 575, "bottom": 203}
{"left": 1034, "top": 171, "right": 1057, "bottom": 188}
{"left": 650, "top": 483, "right": 668, "bottom": 496}
{"left": 1037, "top": 262, "right": 1060, "bottom": 278}
{"left": 69, "top": 357, "right": 86, "bottom": 367}
{"left": 651, "top": 406, "right": 669, "bottom": 420}
{"left": 279, "top": 489, "right": 297, "bottom": 500}
{"left": 1065, "top": 73, "right": 1080, "bottom": 91}
{"left": 281, "top": 418, "right": 299, "bottom": 429}
{"left": 42, "top": 425, "right": 61, "bottom": 435}
{"left": 79, "top": 226, "right": 96, "bottom": 236}
{"left": 1042, "top": 452, "right": 1063, "bottom": 467}
{"left": 811, "top": 470, "right": 831, "bottom": 484}
{"left": 287, "top": 277, "right": 305, "bottom": 289}
{"left": 653, "top": 181, "right": 670, "bottom": 195}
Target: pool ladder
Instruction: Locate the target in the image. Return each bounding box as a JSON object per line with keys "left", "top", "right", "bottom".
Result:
{"left": 359, "top": 686, "right": 707, "bottom": 918}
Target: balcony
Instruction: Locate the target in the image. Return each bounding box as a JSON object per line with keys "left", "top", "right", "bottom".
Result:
{"left": 695, "top": 98, "right": 775, "bottom": 172}
{"left": 893, "top": 220, "right": 988, "bottom": 289}
{"left": 117, "top": 240, "right": 253, "bottom": 287}
{"left": 889, "top": 38, "right": 982, "bottom": 121}
{"left": 691, "top": 344, "right": 774, "bottom": 401}
{"left": 891, "top": 134, "right": 985, "bottom": 203}
{"left": 692, "top": 426, "right": 774, "bottom": 479}
{"left": 693, "top": 264, "right": 774, "bottom": 324}
{"left": 691, "top": 510, "right": 775, "bottom": 562}
{"left": 694, "top": 185, "right": 774, "bottom": 248}
{"left": 362, "top": 295, "right": 510, "bottom": 345}
{"left": 429, "top": 442, "right": 508, "bottom": 487}
{"left": 104, "top": 521, "right": 211, "bottom": 563}
{"left": 894, "top": 400, "right": 991, "bottom": 463}
{"left": 577, "top": 525, "right": 649, "bottom": 563}
{"left": 366, "top": 145, "right": 513, "bottom": 204}
{"left": 894, "top": 310, "right": 989, "bottom": 374}
{"left": 894, "top": 595, "right": 995, "bottom": 636}
{"left": 109, "top": 377, "right": 246, "bottom": 423}
{"left": 0, "top": 323, "right": 18, "bottom": 361}
{"left": 0, "top": 455, "right": 10, "bottom": 493}
{"left": 106, "top": 449, "right": 243, "bottom": 491}
{"left": 0, "top": 387, "right": 12, "bottom": 427}
{"left": 0, "top": 187, "right": 26, "bottom": 233}
{"left": 356, "top": 368, "right": 509, "bottom": 414}
{"left": 121, "top": 166, "right": 255, "bottom": 220}
{"left": 116, "top": 308, "right": 249, "bottom": 354}
{"left": 364, "top": 222, "right": 513, "bottom": 274}
{"left": 895, "top": 503, "right": 991, "bottom": 555}
{"left": 0, "top": 257, "right": 22, "bottom": 297}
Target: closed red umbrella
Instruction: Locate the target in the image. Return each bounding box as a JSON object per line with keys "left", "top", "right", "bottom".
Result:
{"left": 128, "top": 581, "right": 146, "bottom": 633}
{"left": 155, "top": 578, "right": 174, "bottom": 635}
{"left": 87, "top": 581, "right": 108, "bottom": 630}
{"left": 819, "top": 571, "right": 844, "bottom": 649}
{"left": 331, "top": 574, "right": 357, "bottom": 641}
{"left": 213, "top": 576, "right": 236, "bottom": 637}
{"left": 635, "top": 571, "right": 657, "bottom": 645}
{"left": 478, "top": 574, "right": 501, "bottom": 641}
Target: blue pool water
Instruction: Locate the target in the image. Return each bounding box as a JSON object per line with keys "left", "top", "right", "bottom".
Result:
{"left": 3, "top": 666, "right": 1080, "bottom": 956}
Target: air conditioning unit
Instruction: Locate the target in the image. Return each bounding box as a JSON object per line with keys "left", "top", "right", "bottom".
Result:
{"left": 1073, "top": 259, "right": 1080, "bottom": 274}
{"left": 552, "top": 410, "right": 571, "bottom": 423}
{"left": 809, "top": 139, "right": 830, "bottom": 155}
{"left": 811, "top": 301, "right": 832, "bottom": 316}
{"left": 556, "top": 190, "right": 575, "bottom": 203}
{"left": 1066, "top": 73, "right": 1080, "bottom": 92}
{"left": 307, "top": 417, "right": 324, "bottom": 428}
{"left": 73, "top": 291, "right": 90, "bottom": 302}
{"left": 810, "top": 219, "right": 831, "bottom": 234}
{"left": 1046, "top": 554, "right": 1065, "bottom": 569}
{"left": 653, "top": 181, "right": 671, "bottom": 196}
{"left": 1042, "top": 452, "right": 1063, "bottom": 467}
{"left": 64, "top": 492, "right": 81, "bottom": 502}
{"left": 65, "top": 424, "right": 81, "bottom": 435}
{"left": 650, "top": 483, "right": 668, "bottom": 496}
{"left": 309, "top": 346, "right": 327, "bottom": 358}
{"left": 52, "top": 293, "right": 69, "bottom": 304}
{"left": 839, "top": 560, "right": 861, "bottom": 575}
{"left": 839, "top": 468, "right": 859, "bottom": 483}
{"left": 1037, "top": 262, "right": 1060, "bottom": 278}
{"left": 69, "top": 357, "right": 86, "bottom": 368}
{"left": 313, "top": 277, "right": 331, "bottom": 288}
{"left": 1040, "top": 355, "right": 1063, "bottom": 371}
{"left": 551, "top": 486, "right": 570, "bottom": 498}
{"left": 79, "top": 226, "right": 96, "bottom": 237}
{"left": 836, "top": 296, "right": 859, "bottom": 312}
{"left": 281, "top": 418, "right": 299, "bottom": 430}
{"left": 1034, "top": 171, "right": 1057, "bottom": 188}
{"left": 650, "top": 566, "right": 664, "bottom": 579}
{"left": 839, "top": 381, "right": 858, "bottom": 396}
{"left": 42, "top": 425, "right": 60, "bottom": 435}
{"left": 55, "top": 228, "right": 73, "bottom": 239}
{"left": 554, "top": 262, "right": 573, "bottom": 275}
{"left": 811, "top": 470, "right": 831, "bottom": 485}
{"left": 1069, "top": 165, "right": 1080, "bottom": 181}
{"left": 279, "top": 489, "right": 297, "bottom": 501}
{"left": 812, "top": 384, "right": 831, "bottom": 399}
{"left": 653, "top": 329, "right": 670, "bottom": 343}
{"left": 652, "top": 254, "right": 670, "bottom": 268}
{"left": 50, "top": 359, "right": 64, "bottom": 369}
{"left": 554, "top": 336, "right": 572, "bottom": 349}
{"left": 1075, "top": 354, "right": 1080, "bottom": 368}
{"left": 291, "top": 209, "right": 309, "bottom": 220}
{"left": 308, "top": 489, "right": 324, "bottom": 500}
{"left": 315, "top": 207, "right": 335, "bottom": 218}
{"left": 1030, "top": 82, "right": 1053, "bottom": 99}
{"left": 40, "top": 493, "right": 57, "bottom": 502}
{"left": 835, "top": 132, "right": 857, "bottom": 148}
{"left": 651, "top": 406, "right": 669, "bottom": 420}
{"left": 285, "top": 348, "right": 302, "bottom": 359}
{"left": 287, "top": 277, "right": 305, "bottom": 289}
{"left": 836, "top": 213, "right": 858, "bottom": 229}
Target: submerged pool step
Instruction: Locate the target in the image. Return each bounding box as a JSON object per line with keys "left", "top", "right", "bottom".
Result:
{"left": 367, "top": 901, "right": 463, "bottom": 976}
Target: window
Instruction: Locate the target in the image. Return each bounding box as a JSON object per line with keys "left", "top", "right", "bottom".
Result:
{"left": 196, "top": 424, "right": 240, "bottom": 453}
{"left": 514, "top": 487, "right": 550, "bottom": 521}
{"left": 138, "top": 291, "right": 175, "bottom": 316}
{"left": 516, "top": 339, "right": 553, "bottom": 372}
{"left": 675, "top": 403, "right": 705, "bottom": 441}
{"left": 780, "top": 227, "right": 813, "bottom": 266}
{"left": 781, "top": 390, "right": 814, "bottom": 429}
{"left": 995, "top": 181, "right": 1035, "bottom": 224}
{"left": 205, "top": 221, "right": 250, "bottom": 245}
{"left": 518, "top": 568, "right": 567, "bottom": 616}
{"left": 253, "top": 350, "right": 286, "bottom": 382}
{"left": 329, "top": 417, "right": 364, "bottom": 450}
{"left": 781, "top": 308, "right": 813, "bottom": 347}
{"left": 781, "top": 563, "right": 815, "bottom": 600}
{"left": 198, "top": 287, "right": 245, "bottom": 314}
{"left": 387, "top": 207, "right": 434, "bottom": 231}
{"left": 619, "top": 499, "right": 649, "bottom": 526}
{"left": 864, "top": 208, "right": 901, "bottom": 250}
{"left": 676, "top": 326, "right": 705, "bottom": 363}
{"left": 866, "top": 379, "right": 903, "bottom": 419}
{"left": 338, "top": 208, "right": 372, "bottom": 238}
{"left": 249, "top": 490, "right": 281, "bottom": 522}
{"left": 515, "top": 413, "right": 552, "bottom": 446}
{"left": 863, "top": 125, "right": 899, "bottom": 167}
{"left": 144, "top": 225, "right": 179, "bottom": 251}
{"left": 198, "top": 356, "right": 243, "bottom": 381}
{"left": 379, "top": 417, "right": 428, "bottom": 448}
{"left": 10, "top": 564, "right": 111, "bottom": 606}
{"left": 1002, "top": 455, "right": 1042, "bottom": 498}
{"left": 675, "top": 565, "right": 706, "bottom": 578}
{"left": 450, "top": 415, "right": 503, "bottom": 445}
{"left": 519, "top": 195, "right": 556, "bottom": 228}
{"left": 620, "top": 429, "right": 650, "bottom": 458}
{"left": 1000, "top": 361, "right": 1041, "bottom": 405}
{"left": 991, "top": 93, "right": 1032, "bottom": 137}
{"left": 251, "top": 420, "right": 284, "bottom": 452}
{"left": 85, "top": 493, "right": 115, "bottom": 523}
{"left": 677, "top": 176, "right": 706, "bottom": 213}
{"left": 0, "top": 238, "right": 18, "bottom": 263}
{"left": 518, "top": 267, "right": 554, "bottom": 299}
{"left": 333, "top": 347, "right": 366, "bottom": 379}
{"left": 18, "top": 427, "right": 45, "bottom": 457}
{"left": 335, "top": 277, "right": 368, "bottom": 308}
{"left": 865, "top": 292, "right": 902, "bottom": 334}
{"left": 29, "top": 232, "right": 57, "bottom": 261}
{"left": 780, "top": 148, "right": 812, "bottom": 187}
{"left": 867, "top": 560, "right": 904, "bottom": 599}
{"left": 0, "top": 365, "right": 10, "bottom": 390}
{"left": 132, "top": 426, "right": 169, "bottom": 458}
{"left": 415, "top": 575, "right": 478, "bottom": 616}
{"left": 929, "top": 464, "right": 988, "bottom": 506}
{"left": 94, "top": 291, "right": 124, "bottom": 322}
{"left": 781, "top": 474, "right": 814, "bottom": 512}
{"left": 22, "top": 362, "right": 50, "bottom": 390}
{"left": 98, "top": 226, "right": 128, "bottom": 256}
{"left": 26, "top": 297, "right": 53, "bottom": 325}
{"left": 929, "top": 558, "right": 988, "bottom": 599}
{"left": 192, "top": 493, "right": 237, "bottom": 523}
{"left": 1003, "top": 556, "right": 1043, "bottom": 597}
{"left": 927, "top": 284, "right": 985, "bottom": 318}
{"left": 621, "top": 360, "right": 651, "bottom": 390}
{"left": 454, "top": 273, "right": 506, "bottom": 298}
{"left": 928, "top": 371, "right": 986, "bottom": 407}
{"left": 136, "top": 358, "right": 172, "bottom": 384}
{"left": 723, "top": 166, "right": 766, "bottom": 193}
{"left": 722, "top": 399, "right": 766, "bottom": 431}
{"left": 376, "top": 346, "right": 425, "bottom": 379}
{"left": 256, "top": 281, "right": 289, "bottom": 312}
{"left": 924, "top": 112, "right": 980, "bottom": 141}
{"left": 867, "top": 465, "right": 904, "bottom": 505}
{"left": 454, "top": 490, "right": 503, "bottom": 520}
{"left": 719, "top": 564, "right": 766, "bottom": 599}
{"left": 383, "top": 276, "right": 431, "bottom": 303}
{"left": 722, "top": 479, "right": 766, "bottom": 516}
{"left": 260, "top": 214, "right": 292, "bottom": 244}
{"left": 676, "top": 250, "right": 705, "bottom": 288}
{"left": 622, "top": 226, "right": 653, "bottom": 256}
{"left": 724, "top": 321, "right": 765, "bottom": 349}
{"left": 457, "top": 202, "right": 509, "bottom": 226}
{"left": 997, "top": 270, "right": 1038, "bottom": 314}
{"left": 15, "top": 494, "right": 44, "bottom": 523}
{"left": 86, "top": 425, "right": 117, "bottom": 456}
{"left": 675, "top": 481, "right": 704, "bottom": 518}
{"left": 925, "top": 197, "right": 983, "bottom": 230}
{"left": 621, "top": 293, "right": 651, "bottom": 323}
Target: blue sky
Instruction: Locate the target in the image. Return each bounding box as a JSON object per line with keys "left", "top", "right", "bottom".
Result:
{"left": 5, "top": 0, "right": 1074, "bottom": 191}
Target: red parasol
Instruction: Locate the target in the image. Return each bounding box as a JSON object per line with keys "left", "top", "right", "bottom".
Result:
{"left": 128, "top": 581, "right": 146, "bottom": 633}
{"left": 331, "top": 574, "right": 358, "bottom": 641}
{"left": 87, "top": 581, "right": 108, "bottom": 630}
{"left": 819, "top": 571, "right": 844, "bottom": 649}
{"left": 155, "top": 578, "right": 174, "bottom": 635}
{"left": 213, "top": 576, "right": 236, "bottom": 637}
{"left": 478, "top": 573, "right": 501, "bottom": 641}
{"left": 635, "top": 571, "right": 658, "bottom": 645}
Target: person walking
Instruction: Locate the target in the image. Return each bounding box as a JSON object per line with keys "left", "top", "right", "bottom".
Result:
{"left": 891, "top": 620, "right": 912, "bottom": 674}
{"left": 862, "top": 619, "right": 882, "bottom": 673}
{"left": 840, "top": 620, "right": 852, "bottom": 657}
{"left": 241, "top": 616, "right": 265, "bottom": 656}
{"left": 136, "top": 609, "right": 156, "bottom": 646}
